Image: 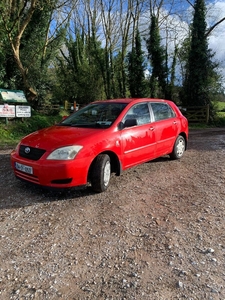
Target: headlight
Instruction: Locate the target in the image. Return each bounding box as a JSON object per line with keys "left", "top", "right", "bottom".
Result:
{"left": 47, "top": 145, "right": 83, "bottom": 160}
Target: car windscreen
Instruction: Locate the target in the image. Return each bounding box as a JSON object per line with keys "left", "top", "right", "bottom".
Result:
{"left": 60, "top": 103, "right": 127, "bottom": 128}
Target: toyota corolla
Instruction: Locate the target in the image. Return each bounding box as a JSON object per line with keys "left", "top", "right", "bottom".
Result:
{"left": 11, "top": 98, "right": 188, "bottom": 192}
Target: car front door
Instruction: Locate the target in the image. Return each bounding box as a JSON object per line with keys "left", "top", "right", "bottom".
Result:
{"left": 120, "top": 103, "right": 156, "bottom": 169}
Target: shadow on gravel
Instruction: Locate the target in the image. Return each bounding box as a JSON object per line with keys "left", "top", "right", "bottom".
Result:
{"left": 0, "top": 178, "right": 97, "bottom": 210}
{"left": 1, "top": 128, "right": 225, "bottom": 209}
{"left": 0, "top": 155, "right": 169, "bottom": 210}
{"left": 0, "top": 152, "right": 97, "bottom": 210}
{"left": 188, "top": 128, "right": 225, "bottom": 151}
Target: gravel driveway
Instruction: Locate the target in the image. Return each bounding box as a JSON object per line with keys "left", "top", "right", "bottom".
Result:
{"left": 0, "top": 128, "right": 225, "bottom": 299}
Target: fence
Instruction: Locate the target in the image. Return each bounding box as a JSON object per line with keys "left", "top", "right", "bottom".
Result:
{"left": 37, "top": 104, "right": 60, "bottom": 114}
{"left": 180, "top": 105, "right": 209, "bottom": 124}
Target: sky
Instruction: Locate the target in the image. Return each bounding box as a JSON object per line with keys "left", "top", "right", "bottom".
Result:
{"left": 154, "top": 0, "right": 225, "bottom": 88}
{"left": 207, "top": 1, "right": 225, "bottom": 85}
{"left": 59, "top": 0, "right": 225, "bottom": 89}
{"left": 137, "top": 0, "right": 225, "bottom": 88}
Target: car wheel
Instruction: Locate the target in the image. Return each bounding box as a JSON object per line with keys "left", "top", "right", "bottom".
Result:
{"left": 91, "top": 154, "right": 111, "bottom": 192}
{"left": 170, "top": 135, "right": 186, "bottom": 160}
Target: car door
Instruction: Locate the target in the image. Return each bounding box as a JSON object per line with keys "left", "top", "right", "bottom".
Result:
{"left": 120, "top": 102, "right": 156, "bottom": 169}
{"left": 150, "top": 102, "right": 179, "bottom": 156}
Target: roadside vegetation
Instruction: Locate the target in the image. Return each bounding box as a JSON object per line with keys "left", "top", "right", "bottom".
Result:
{"left": 214, "top": 102, "right": 225, "bottom": 126}
{"left": 0, "top": 110, "right": 67, "bottom": 148}
{"left": 0, "top": 102, "right": 225, "bottom": 149}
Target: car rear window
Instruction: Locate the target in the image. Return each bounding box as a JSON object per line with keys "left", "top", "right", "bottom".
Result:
{"left": 151, "top": 102, "right": 176, "bottom": 121}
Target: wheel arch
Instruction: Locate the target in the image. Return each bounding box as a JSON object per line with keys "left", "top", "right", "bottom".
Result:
{"left": 179, "top": 132, "right": 188, "bottom": 150}
{"left": 88, "top": 150, "right": 122, "bottom": 181}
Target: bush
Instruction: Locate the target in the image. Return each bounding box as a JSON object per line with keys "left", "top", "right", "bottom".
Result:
{"left": 214, "top": 112, "right": 225, "bottom": 127}
{"left": 0, "top": 113, "right": 62, "bottom": 146}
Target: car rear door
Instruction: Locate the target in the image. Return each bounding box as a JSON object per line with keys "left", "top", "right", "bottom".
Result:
{"left": 150, "top": 102, "right": 179, "bottom": 156}
{"left": 120, "top": 102, "right": 156, "bottom": 169}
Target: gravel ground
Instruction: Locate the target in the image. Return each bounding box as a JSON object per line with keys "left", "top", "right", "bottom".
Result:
{"left": 0, "top": 128, "right": 225, "bottom": 300}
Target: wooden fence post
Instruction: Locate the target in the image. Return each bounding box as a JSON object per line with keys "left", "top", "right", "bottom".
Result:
{"left": 206, "top": 104, "right": 209, "bottom": 123}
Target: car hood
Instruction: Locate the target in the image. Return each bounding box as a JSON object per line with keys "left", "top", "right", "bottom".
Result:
{"left": 20, "top": 125, "right": 103, "bottom": 150}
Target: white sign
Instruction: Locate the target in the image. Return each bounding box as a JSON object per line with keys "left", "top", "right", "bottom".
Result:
{"left": 0, "top": 104, "right": 15, "bottom": 117}
{"left": 16, "top": 106, "right": 31, "bottom": 117}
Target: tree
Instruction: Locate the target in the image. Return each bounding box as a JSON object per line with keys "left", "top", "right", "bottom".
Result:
{"left": 181, "top": 0, "right": 220, "bottom": 114}
{"left": 127, "top": 30, "right": 147, "bottom": 97}
{"left": 166, "top": 45, "right": 179, "bottom": 101}
{"left": 55, "top": 31, "right": 105, "bottom": 104}
{"left": 146, "top": 14, "right": 168, "bottom": 98}
{"left": 0, "top": 0, "right": 72, "bottom": 102}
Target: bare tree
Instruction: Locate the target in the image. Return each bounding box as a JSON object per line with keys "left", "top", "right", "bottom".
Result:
{"left": 98, "top": 0, "right": 145, "bottom": 98}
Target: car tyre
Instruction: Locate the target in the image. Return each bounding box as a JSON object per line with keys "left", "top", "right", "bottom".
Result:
{"left": 170, "top": 135, "right": 186, "bottom": 160}
{"left": 91, "top": 154, "right": 111, "bottom": 192}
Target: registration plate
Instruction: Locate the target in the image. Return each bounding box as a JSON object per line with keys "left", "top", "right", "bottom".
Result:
{"left": 15, "top": 162, "right": 33, "bottom": 174}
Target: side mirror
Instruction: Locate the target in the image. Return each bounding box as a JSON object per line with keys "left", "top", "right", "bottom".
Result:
{"left": 118, "top": 118, "right": 138, "bottom": 130}
{"left": 118, "top": 122, "right": 125, "bottom": 130}
{"left": 124, "top": 118, "right": 137, "bottom": 127}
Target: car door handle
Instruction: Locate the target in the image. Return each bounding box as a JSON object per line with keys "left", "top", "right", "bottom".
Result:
{"left": 149, "top": 126, "right": 155, "bottom": 131}
{"left": 173, "top": 121, "right": 177, "bottom": 125}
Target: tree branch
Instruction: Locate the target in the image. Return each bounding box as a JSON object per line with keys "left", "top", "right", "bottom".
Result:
{"left": 206, "top": 17, "right": 225, "bottom": 37}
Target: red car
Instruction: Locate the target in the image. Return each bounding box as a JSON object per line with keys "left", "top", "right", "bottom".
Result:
{"left": 11, "top": 98, "right": 188, "bottom": 192}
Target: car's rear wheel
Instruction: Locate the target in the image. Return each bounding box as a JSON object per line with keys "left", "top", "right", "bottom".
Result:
{"left": 170, "top": 135, "right": 186, "bottom": 159}
{"left": 91, "top": 154, "right": 111, "bottom": 192}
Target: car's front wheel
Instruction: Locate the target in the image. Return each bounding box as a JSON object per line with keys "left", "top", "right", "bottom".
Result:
{"left": 91, "top": 154, "right": 111, "bottom": 192}
{"left": 170, "top": 135, "right": 186, "bottom": 160}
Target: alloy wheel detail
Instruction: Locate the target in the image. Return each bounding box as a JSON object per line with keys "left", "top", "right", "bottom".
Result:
{"left": 103, "top": 161, "right": 111, "bottom": 187}
{"left": 170, "top": 135, "right": 186, "bottom": 160}
{"left": 176, "top": 137, "right": 185, "bottom": 157}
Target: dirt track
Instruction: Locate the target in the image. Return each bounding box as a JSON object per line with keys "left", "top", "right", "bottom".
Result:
{"left": 0, "top": 128, "right": 225, "bottom": 299}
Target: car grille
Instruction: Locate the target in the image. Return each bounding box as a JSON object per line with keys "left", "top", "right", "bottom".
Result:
{"left": 19, "top": 145, "right": 46, "bottom": 161}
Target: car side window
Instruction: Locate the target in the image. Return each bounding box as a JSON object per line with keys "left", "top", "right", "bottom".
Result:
{"left": 124, "top": 103, "right": 151, "bottom": 125}
{"left": 151, "top": 103, "right": 176, "bottom": 121}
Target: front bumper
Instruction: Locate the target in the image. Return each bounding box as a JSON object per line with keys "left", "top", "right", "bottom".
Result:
{"left": 11, "top": 150, "right": 89, "bottom": 189}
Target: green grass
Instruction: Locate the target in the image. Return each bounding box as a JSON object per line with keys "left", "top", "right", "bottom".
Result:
{"left": 0, "top": 112, "right": 65, "bottom": 149}
{"left": 215, "top": 101, "right": 225, "bottom": 111}
{"left": 212, "top": 101, "right": 225, "bottom": 126}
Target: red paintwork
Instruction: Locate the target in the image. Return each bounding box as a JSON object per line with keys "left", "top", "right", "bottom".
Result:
{"left": 11, "top": 98, "right": 188, "bottom": 189}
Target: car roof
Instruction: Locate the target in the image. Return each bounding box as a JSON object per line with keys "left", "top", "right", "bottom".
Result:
{"left": 93, "top": 98, "right": 170, "bottom": 104}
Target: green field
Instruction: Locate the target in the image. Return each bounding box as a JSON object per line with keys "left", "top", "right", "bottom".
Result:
{"left": 215, "top": 101, "right": 225, "bottom": 111}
